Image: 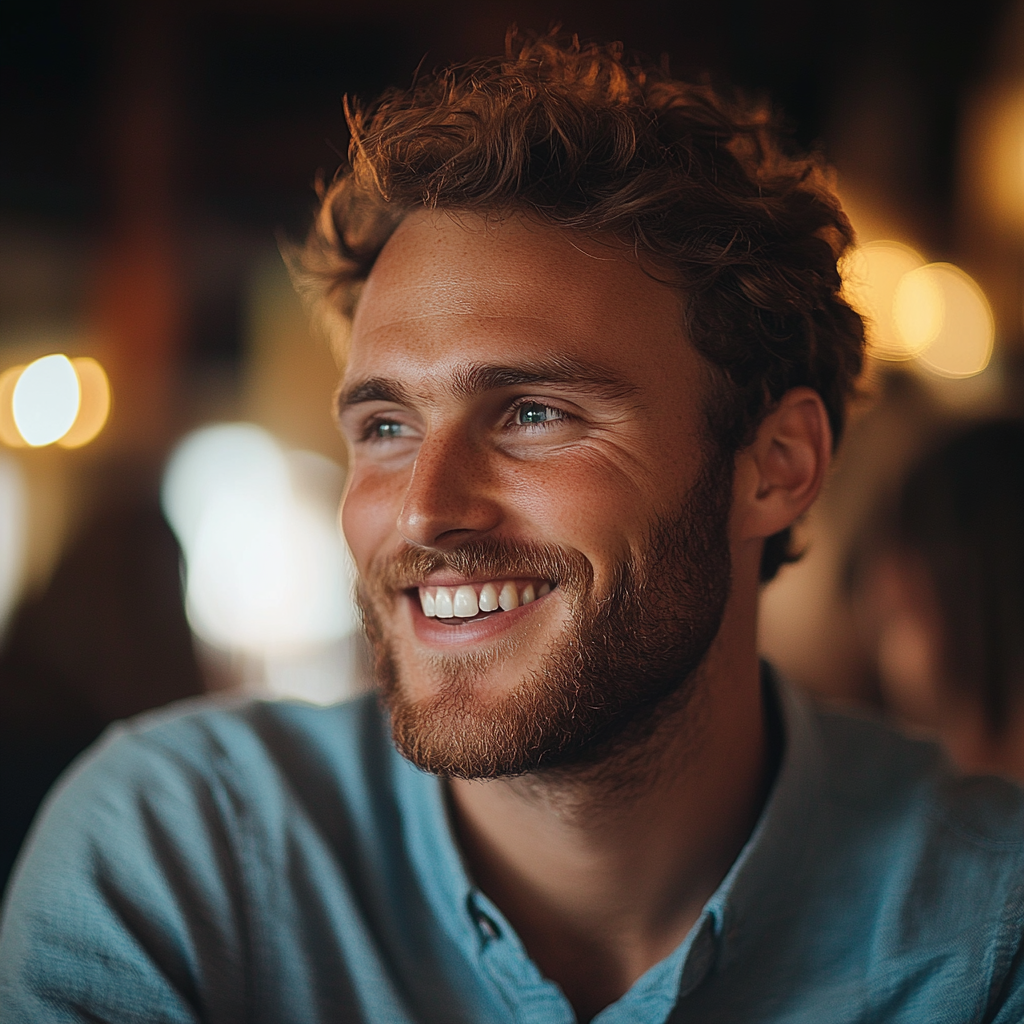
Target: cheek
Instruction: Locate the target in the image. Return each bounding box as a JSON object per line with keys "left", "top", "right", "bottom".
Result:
{"left": 340, "top": 471, "right": 401, "bottom": 571}
{"left": 500, "top": 457, "right": 647, "bottom": 585}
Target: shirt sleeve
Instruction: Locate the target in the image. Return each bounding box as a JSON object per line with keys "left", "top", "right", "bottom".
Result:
{"left": 0, "top": 721, "right": 248, "bottom": 1024}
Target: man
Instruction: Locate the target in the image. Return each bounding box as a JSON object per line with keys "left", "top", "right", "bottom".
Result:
{"left": 2, "top": 34, "right": 1023, "bottom": 1024}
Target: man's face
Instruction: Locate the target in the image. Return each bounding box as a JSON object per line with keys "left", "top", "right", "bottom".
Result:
{"left": 338, "top": 211, "right": 733, "bottom": 778}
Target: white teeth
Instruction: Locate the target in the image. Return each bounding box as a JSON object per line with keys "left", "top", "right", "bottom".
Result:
{"left": 434, "top": 586, "right": 454, "bottom": 618}
{"left": 419, "top": 580, "right": 552, "bottom": 619}
{"left": 454, "top": 585, "right": 479, "bottom": 617}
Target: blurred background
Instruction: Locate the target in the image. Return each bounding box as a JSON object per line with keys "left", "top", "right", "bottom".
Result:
{"left": 3, "top": 0, "right": 1024, "bottom": 889}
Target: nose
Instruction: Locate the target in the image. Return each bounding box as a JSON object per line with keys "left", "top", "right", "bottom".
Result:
{"left": 397, "top": 429, "right": 503, "bottom": 549}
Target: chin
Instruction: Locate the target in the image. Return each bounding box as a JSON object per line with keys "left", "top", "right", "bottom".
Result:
{"left": 358, "top": 475, "right": 735, "bottom": 779}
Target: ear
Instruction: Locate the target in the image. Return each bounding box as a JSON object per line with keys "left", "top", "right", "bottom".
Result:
{"left": 731, "top": 387, "right": 832, "bottom": 543}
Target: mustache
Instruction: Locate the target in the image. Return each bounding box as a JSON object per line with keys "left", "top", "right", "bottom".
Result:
{"left": 363, "top": 538, "right": 593, "bottom": 598}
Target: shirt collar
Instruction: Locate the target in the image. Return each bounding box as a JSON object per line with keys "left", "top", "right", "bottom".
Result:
{"left": 390, "top": 665, "right": 827, "bottom": 1000}
{"left": 701, "top": 667, "right": 827, "bottom": 970}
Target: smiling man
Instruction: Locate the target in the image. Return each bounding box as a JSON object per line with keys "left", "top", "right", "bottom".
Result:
{"left": 3, "top": 34, "right": 1024, "bottom": 1024}
{"left": 343, "top": 213, "right": 742, "bottom": 792}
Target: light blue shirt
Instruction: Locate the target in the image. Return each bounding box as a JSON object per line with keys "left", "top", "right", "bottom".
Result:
{"left": 2, "top": 673, "right": 1024, "bottom": 1023}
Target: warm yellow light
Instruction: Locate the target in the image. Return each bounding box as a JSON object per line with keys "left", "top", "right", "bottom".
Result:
{"left": 842, "top": 241, "right": 926, "bottom": 359}
{"left": 915, "top": 264, "right": 994, "bottom": 378}
{"left": 974, "top": 86, "right": 1024, "bottom": 232}
{"left": 1, "top": 355, "right": 112, "bottom": 450}
{"left": 0, "top": 366, "right": 27, "bottom": 448}
{"left": 59, "top": 357, "right": 111, "bottom": 448}
{"left": 893, "top": 267, "right": 944, "bottom": 354}
{"left": 12, "top": 354, "right": 81, "bottom": 447}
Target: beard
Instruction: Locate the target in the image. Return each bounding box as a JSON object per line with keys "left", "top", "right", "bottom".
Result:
{"left": 357, "top": 445, "right": 734, "bottom": 781}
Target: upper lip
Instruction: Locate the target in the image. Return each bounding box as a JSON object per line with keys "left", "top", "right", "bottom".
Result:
{"left": 410, "top": 572, "right": 553, "bottom": 588}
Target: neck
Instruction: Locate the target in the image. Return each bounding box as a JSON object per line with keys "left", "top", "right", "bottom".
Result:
{"left": 448, "top": 575, "right": 769, "bottom": 1021}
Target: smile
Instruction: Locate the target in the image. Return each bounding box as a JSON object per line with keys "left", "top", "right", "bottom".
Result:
{"left": 417, "top": 580, "right": 553, "bottom": 619}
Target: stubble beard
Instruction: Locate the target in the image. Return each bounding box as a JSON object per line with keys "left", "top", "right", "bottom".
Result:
{"left": 358, "top": 448, "right": 734, "bottom": 781}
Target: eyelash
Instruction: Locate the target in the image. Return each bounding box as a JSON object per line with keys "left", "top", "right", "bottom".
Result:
{"left": 507, "top": 399, "right": 570, "bottom": 430}
{"left": 360, "top": 417, "right": 409, "bottom": 443}
{"left": 358, "top": 400, "right": 571, "bottom": 443}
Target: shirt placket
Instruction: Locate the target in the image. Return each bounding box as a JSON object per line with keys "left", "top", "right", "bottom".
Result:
{"left": 467, "top": 890, "right": 578, "bottom": 1024}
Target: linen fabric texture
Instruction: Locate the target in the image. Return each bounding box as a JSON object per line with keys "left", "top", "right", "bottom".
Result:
{"left": 2, "top": 670, "right": 1024, "bottom": 1023}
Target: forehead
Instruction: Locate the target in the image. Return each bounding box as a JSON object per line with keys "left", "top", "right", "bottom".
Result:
{"left": 346, "top": 209, "right": 695, "bottom": 388}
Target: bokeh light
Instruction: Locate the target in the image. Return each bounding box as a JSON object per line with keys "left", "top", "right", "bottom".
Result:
{"left": 842, "top": 241, "right": 927, "bottom": 359}
{"left": 843, "top": 242, "right": 995, "bottom": 379}
{"left": 892, "top": 266, "right": 944, "bottom": 354}
{"left": 974, "top": 85, "right": 1024, "bottom": 233}
{"left": 0, "top": 355, "right": 112, "bottom": 448}
{"left": 0, "top": 366, "right": 27, "bottom": 448}
{"left": 0, "top": 454, "right": 27, "bottom": 638}
{"left": 58, "top": 357, "right": 111, "bottom": 448}
{"left": 11, "top": 354, "right": 80, "bottom": 447}
{"left": 161, "top": 423, "right": 358, "bottom": 660}
{"left": 914, "top": 263, "right": 995, "bottom": 378}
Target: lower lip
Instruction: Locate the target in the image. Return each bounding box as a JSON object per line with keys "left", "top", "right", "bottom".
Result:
{"left": 407, "top": 590, "right": 554, "bottom": 645}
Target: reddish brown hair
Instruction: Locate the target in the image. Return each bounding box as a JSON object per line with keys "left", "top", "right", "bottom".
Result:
{"left": 293, "top": 32, "right": 865, "bottom": 580}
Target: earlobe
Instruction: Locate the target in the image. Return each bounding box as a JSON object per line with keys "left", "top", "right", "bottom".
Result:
{"left": 735, "top": 388, "right": 832, "bottom": 542}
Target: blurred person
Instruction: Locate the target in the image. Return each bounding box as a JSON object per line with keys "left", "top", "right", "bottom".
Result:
{"left": 854, "top": 418, "right": 1024, "bottom": 779}
{"left": 3, "top": 33, "right": 1024, "bottom": 1024}
{"left": 0, "top": 493, "right": 204, "bottom": 896}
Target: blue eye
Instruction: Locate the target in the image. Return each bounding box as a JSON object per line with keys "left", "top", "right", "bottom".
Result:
{"left": 516, "top": 403, "right": 563, "bottom": 425}
{"left": 371, "top": 420, "right": 405, "bottom": 440}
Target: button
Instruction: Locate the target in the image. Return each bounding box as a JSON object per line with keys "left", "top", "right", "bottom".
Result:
{"left": 467, "top": 893, "right": 502, "bottom": 941}
{"left": 476, "top": 910, "right": 501, "bottom": 940}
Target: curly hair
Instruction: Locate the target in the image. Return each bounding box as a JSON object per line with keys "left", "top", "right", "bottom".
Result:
{"left": 292, "top": 31, "right": 865, "bottom": 581}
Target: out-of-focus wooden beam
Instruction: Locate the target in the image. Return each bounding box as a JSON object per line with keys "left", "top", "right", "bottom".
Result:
{"left": 86, "top": 2, "right": 183, "bottom": 454}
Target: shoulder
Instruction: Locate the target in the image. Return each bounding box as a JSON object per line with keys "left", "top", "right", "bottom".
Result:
{"left": 106, "top": 687, "right": 389, "bottom": 760}
{"left": 0, "top": 693, "right": 402, "bottom": 1021}
{"left": 0, "top": 691, "right": 399, "bottom": 927}
{"left": 146, "top": 689, "right": 388, "bottom": 763}
{"left": 23, "top": 691, "right": 372, "bottom": 789}
{"left": 807, "top": 699, "right": 1024, "bottom": 1014}
{"left": 742, "top": 684, "right": 1024, "bottom": 1017}
{"left": 33, "top": 692, "right": 399, "bottom": 848}
{"left": 812, "top": 699, "right": 1024, "bottom": 846}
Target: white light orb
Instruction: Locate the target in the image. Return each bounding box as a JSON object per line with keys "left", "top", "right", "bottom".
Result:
{"left": 162, "top": 423, "right": 358, "bottom": 660}
{"left": 162, "top": 423, "right": 290, "bottom": 553}
{"left": 185, "top": 490, "right": 357, "bottom": 655}
{"left": 11, "top": 354, "right": 81, "bottom": 447}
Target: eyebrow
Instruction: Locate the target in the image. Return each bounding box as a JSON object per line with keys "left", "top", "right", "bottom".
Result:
{"left": 337, "top": 378, "right": 414, "bottom": 411}
{"left": 336, "top": 357, "right": 640, "bottom": 415}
